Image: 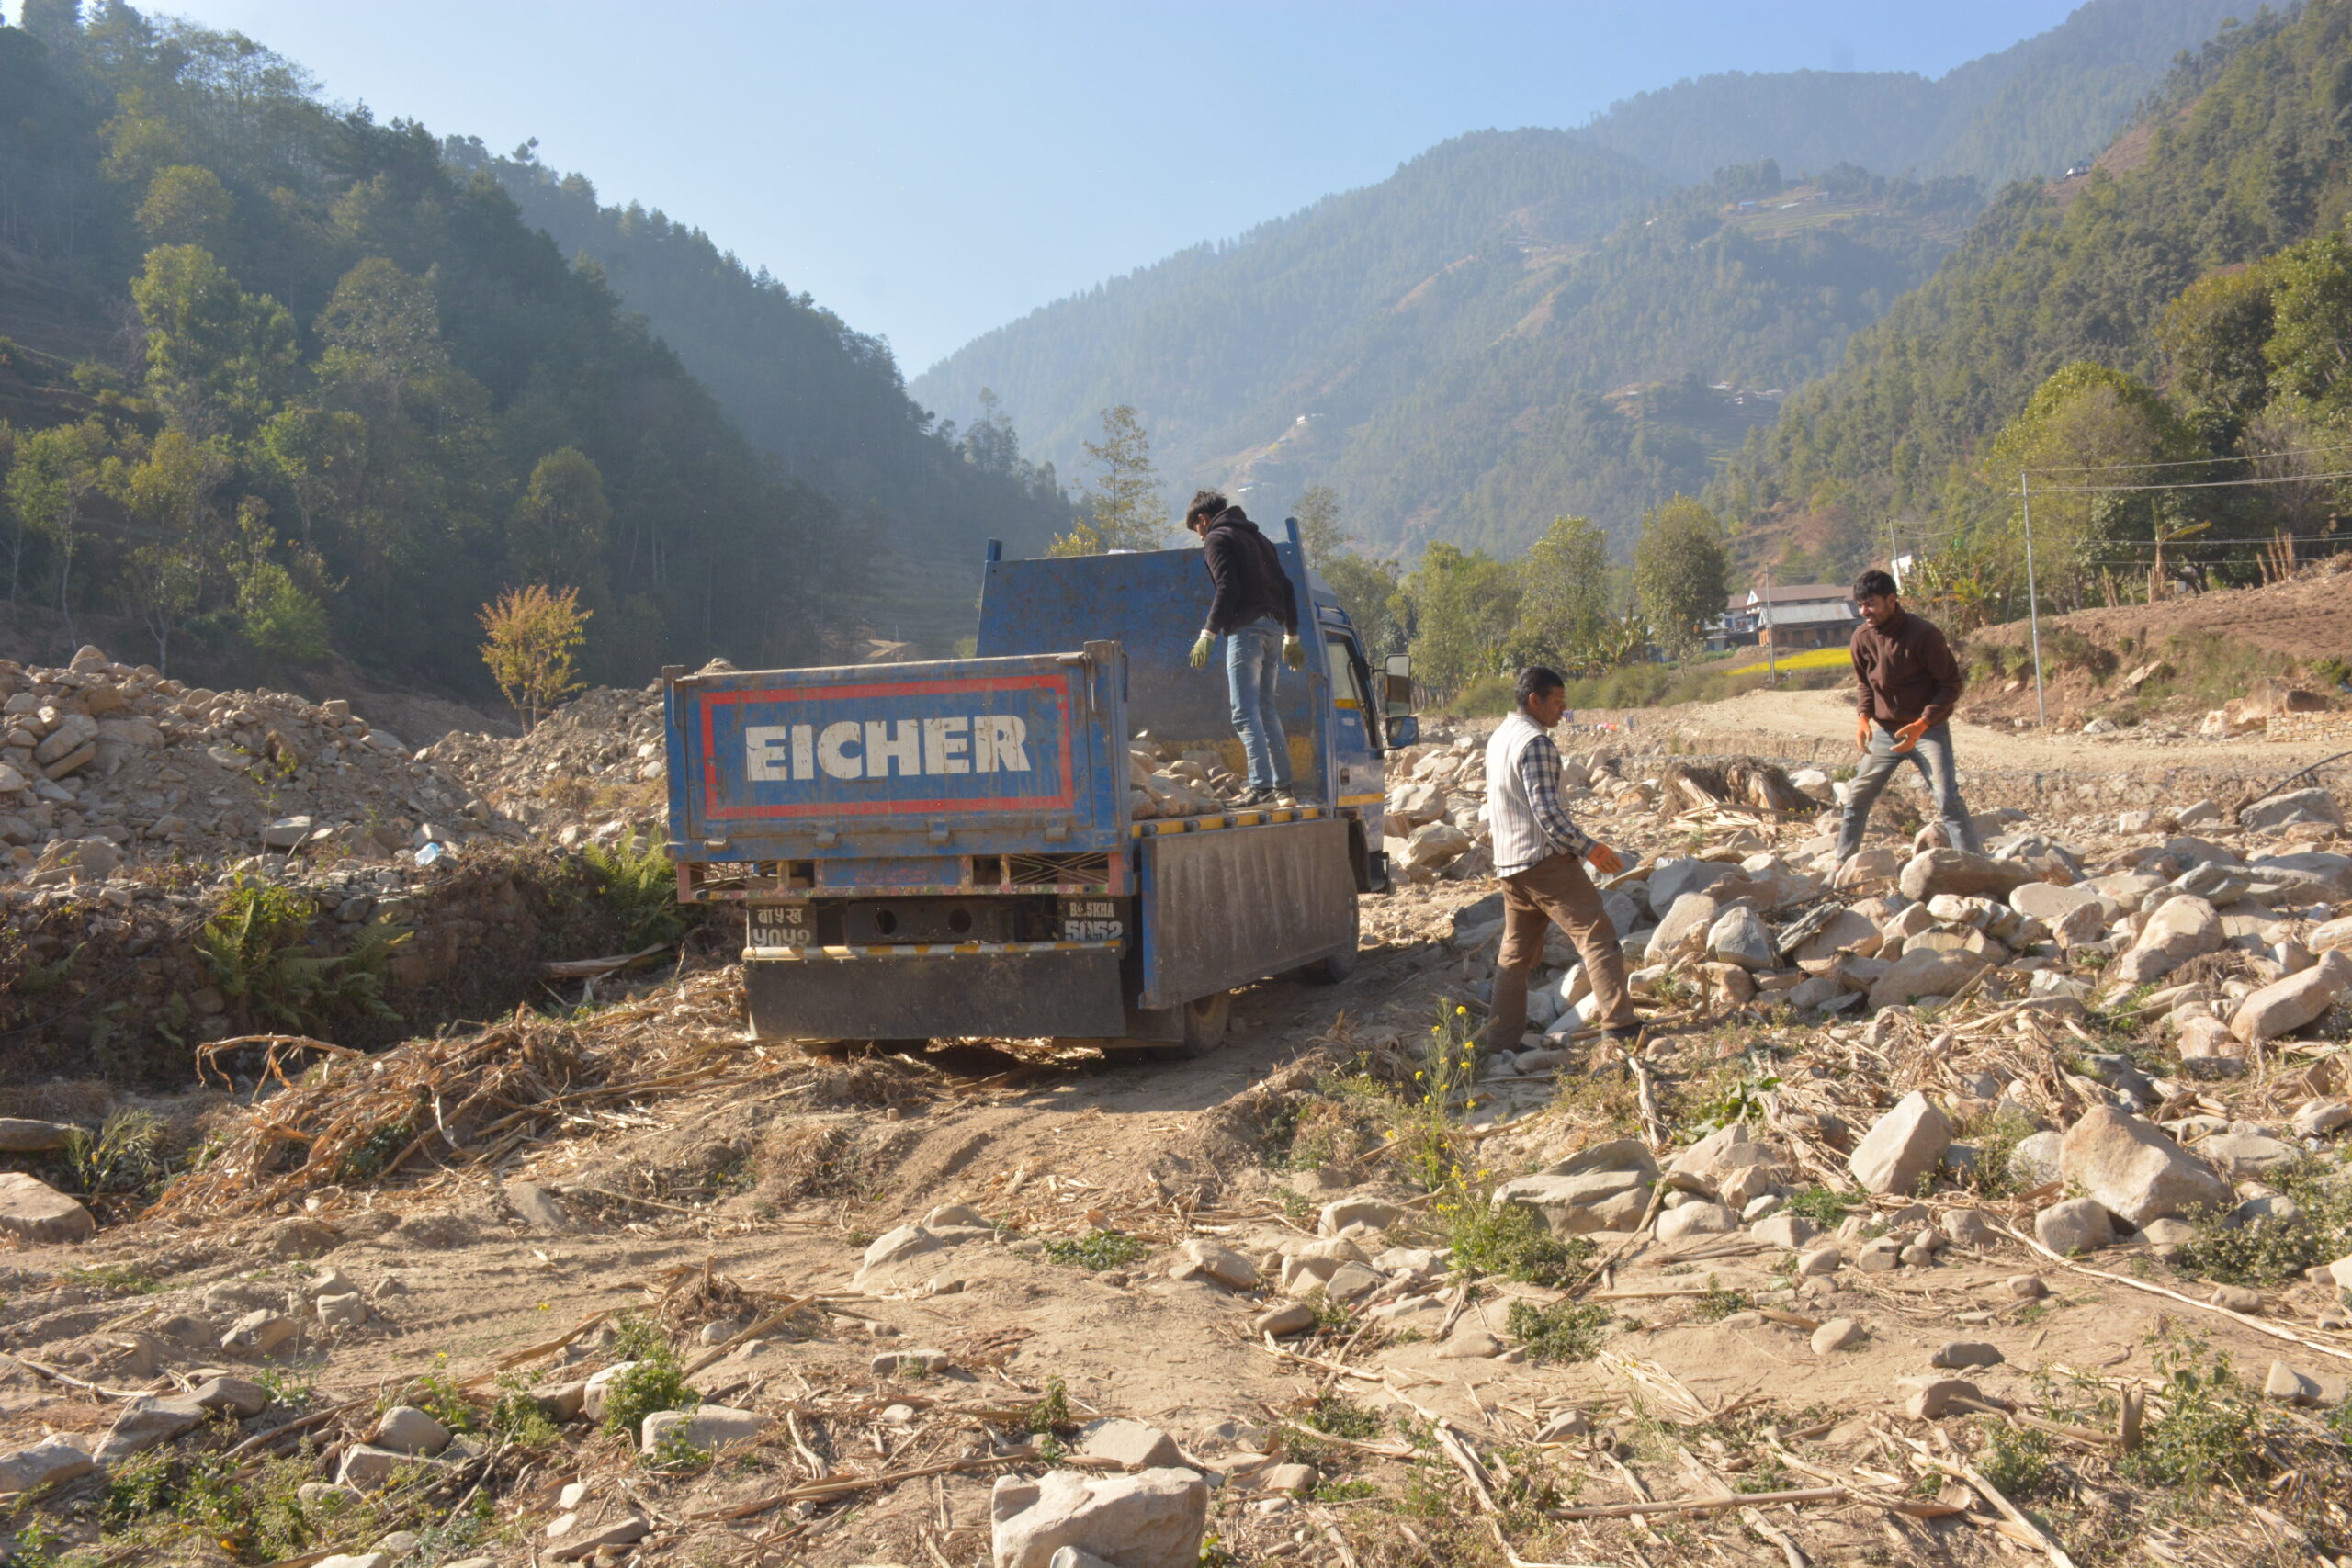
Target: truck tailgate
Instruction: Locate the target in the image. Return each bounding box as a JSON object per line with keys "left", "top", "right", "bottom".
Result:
{"left": 666, "top": 646, "right": 1127, "bottom": 863}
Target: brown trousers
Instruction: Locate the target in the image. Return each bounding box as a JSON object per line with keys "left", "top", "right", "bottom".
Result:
{"left": 1485, "top": 850, "right": 1637, "bottom": 1048}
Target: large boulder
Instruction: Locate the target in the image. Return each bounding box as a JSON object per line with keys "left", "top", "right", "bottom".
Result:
{"left": 1399, "top": 821, "right": 1472, "bottom": 874}
{"left": 1899, "top": 850, "right": 2034, "bottom": 904}
{"left": 0, "top": 1173, "right": 95, "bottom": 1245}
{"left": 1789, "top": 908, "right": 1881, "bottom": 965}
{"left": 1647, "top": 857, "right": 1736, "bottom": 908}
{"left": 1866, "top": 948, "right": 1987, "bottom": 1011}
{"left": 1706, "top": 907, "right": 1776, "bottom": 970}
{"left": 2231, "top": 948, "right": 2352, "bottom": 1043}
{"left": 2009, "top": 882, "right": 2101, "bottom": 924}
{"left": 2111, "top": 897, "right": 2222, "bottom": 987}
{"left": 2241, "top": 787, "right": 2344, "bottom": 831}
{"left": 1493, "top": 1169, "right": 1650, "bottom": 1235}
{"left": 2059, "top": 1106, "right": 2230, "bottom": 1226}
{"left": 2247, "top": 852, "right": 2352, "bottom": 902}
{"left": 1847, "top": 1092, "right": 1951, "bottom": 1196}
{"left": 1645, "top": 892, "right": 1724, "bottom": 962}
{"left": 991, "top": 1468, "right": 1208, "bottom": 1568}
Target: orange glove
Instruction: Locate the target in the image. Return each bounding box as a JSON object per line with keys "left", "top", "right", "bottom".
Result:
{"left": 1892, "top": 717, "right": 1928, "bottom": 754}
{"left": 1585, "top": 842, "right": 1623, "bottom": 877}
{"left": 1855, "top": 711, "right": 1872, "bottom": 753}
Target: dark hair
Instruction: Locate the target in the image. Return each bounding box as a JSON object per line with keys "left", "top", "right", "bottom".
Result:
{"left": 1185, "top": 490, "right": 1229, "bottom": 526}
{"left": 1515, "top": 666, "right": 1566, "bottom": 707}
{"left": 1851, "top": 568, "right": 1897, "bottom": 600}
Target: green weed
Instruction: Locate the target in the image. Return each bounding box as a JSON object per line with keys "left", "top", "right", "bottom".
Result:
{"left": 1505, "top": 1299, "right": 1613, "bottom": 1363}
{"left": 599, "top": 1326, "right": 697, "bottom": 1439}
{"left": 62, "top": 1109, "right": 168, "bottom": 1200}
{"left": 1449, "top": 1201, "right": 1596, "bottom": 1287}
{"left": 581, "top": 830, "right": 690, "bottom": 950}
{"left": 1691, "top": 1275, "right": 1755, "bottom": 1321}
{"left": 1783, "top": 1187, "right": 1856, "bottom": 1227}
{"left": 198, "top": 879, "right": 405, "bottom": 1032}
{"left": 1043, "top": 1231, "right": 1150, "bottom": 1270}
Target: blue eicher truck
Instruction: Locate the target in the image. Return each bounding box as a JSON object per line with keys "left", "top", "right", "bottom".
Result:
{"left": 660, "top": 521, "right": 1417, "bottom": 1057}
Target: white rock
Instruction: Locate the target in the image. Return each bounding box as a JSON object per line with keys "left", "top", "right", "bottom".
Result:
{"left": 2060, "top": 1106, "right": 2230, "bottom": 1226}
{"left": 990, "top": 1467, "right": 1208, "bottom": 1568}
{"left": 1654, "top": 1202, "right": 1737, "bottom": 1242}
{"left": 1705, "top": 906, "right": 1776, "bottom": 970}
{"left": 641, "top": 1404, "right": 768, "bottom": 1453}
{"left": 371, "top": 1405, "right": 450, "bottom": 1456}
{"left": 2230, "top": 948, "right": 2352, "bottom": 1043}
{"left": 2034, "top": 1198, "right": 2113, "bottom": 1256}
{"left": 1847, "top": 1092, "right": 1951, "bottom": 1196}
{"left": 0, "top": 1172, "right": 95, "bottom": 1244}
{"left": 2113, "top": 896, "right": 2222, "bottom": 986}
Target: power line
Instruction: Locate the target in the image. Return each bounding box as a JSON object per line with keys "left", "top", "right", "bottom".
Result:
{"left": 2023, "top": 468, "right": 2352, "bottom": 494}
{"left": 2025, "top": 441, "right": 2352, "bottom": 475}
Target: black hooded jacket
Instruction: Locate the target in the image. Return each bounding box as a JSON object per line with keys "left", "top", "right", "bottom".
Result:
{"left": 1199, "top": 507, "right": 1299, "bottom": 637}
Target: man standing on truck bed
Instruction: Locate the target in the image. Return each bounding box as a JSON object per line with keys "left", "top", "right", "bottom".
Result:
{"left": 1482, "top": 666, "right": 1642, "bottom": 1049}
{"left": 1835, "top": 567, "right": 1981, "bottom": 871}
{"left": 1187, "top": 491, "right": 1308, "bottom": 806}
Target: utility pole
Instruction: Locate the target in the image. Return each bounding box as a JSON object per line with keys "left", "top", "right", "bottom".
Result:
{"left": 2020, "top": 471, "right": 2047, "bottom": 729}
{"left": 1763, "top": 565, "right": 1779, "bottom": 687}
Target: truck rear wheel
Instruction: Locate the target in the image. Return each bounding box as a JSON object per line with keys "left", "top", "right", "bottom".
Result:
{"left": 1145, "top": 989, "right": 1232, "bottom": 1061}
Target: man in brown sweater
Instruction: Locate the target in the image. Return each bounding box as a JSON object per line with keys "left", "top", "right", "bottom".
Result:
{"left": 1835, "top": 568, "right": 1982, "bottom": 866}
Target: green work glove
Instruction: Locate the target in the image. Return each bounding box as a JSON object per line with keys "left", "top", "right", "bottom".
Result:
{"left": 1189, "top": 631, "right": 1215, "bottom": 670}
{"left": 1282, "top": 634, "right": 1306, "bottom": 671}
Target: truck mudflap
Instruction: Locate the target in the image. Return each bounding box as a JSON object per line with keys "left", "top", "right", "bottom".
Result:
{"left": 743, "top": 942, "right": 1127, "bottom": 1040}
{"left": 1137, "top": 815, "right": 1357, "bottom": 1009}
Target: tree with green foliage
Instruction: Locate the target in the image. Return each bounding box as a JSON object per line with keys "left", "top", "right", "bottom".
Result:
{"left": 5, "top": 419, "right": 107, "bottom": 633}
{"left": 1322, "top": 551, "right": 1407, "bottom": 660}
{"left": 1294, "top": 483, "right": 1346, "bottom": 567}
{"left": 1513, "top": 514, "right": 1611, "bottom": 668}
{"left": 135, "top": 164, "right": 232, "bottom": 249}
{"left": 1633, "top": 495, "right": 1727, "bottom": 658}
{"left": 1988, "top": 362, "right": 2192, "bottom": 611}
{"left": 1050, "top": 405, "right": 1165, "bottom": 556}
{"left": 2157, "top": 265, "right": 2276, "bottom": 444}
{"left": 2264, "top": 224, "right": 2352, "bottom": 412}
{"left": 509, "top": 447, "right": 611, "bottom": 598}
{"left": 109, "top": 427, "right": 231, "bottom": 669}
{"left": 1405, "top": 543, "right": 1520, "bottom": 700}
{"left": 257, "top": 404, "right": 366, "bottom": 551}
{"left": 130, "top": 244, "right": 297, "bottom": 439}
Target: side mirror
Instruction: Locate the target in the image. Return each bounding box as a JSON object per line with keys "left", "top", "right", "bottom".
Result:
{"left": 1384, "top": 654, "right": 1411, "bottom": 679}
{"left": 1385, "top": 715, "right": 1419, "bottom": 749}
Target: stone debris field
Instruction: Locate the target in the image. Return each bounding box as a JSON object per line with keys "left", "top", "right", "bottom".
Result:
{"left": 0, "top": 647, "right": 2346, "bottom": 1568}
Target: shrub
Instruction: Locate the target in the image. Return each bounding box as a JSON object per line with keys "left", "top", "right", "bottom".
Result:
{"left": 581, "top": 829, "right": 689, "bottom": 950}
{"left": 1042, "top": 1231, "right": 1150, "bottom": 1270}
{"left": 1504, "top": 1299, "right": 1613, "bottom": 1363}
{"left": 1450, "top": 1201, "right": 1595, "bottom": 1287}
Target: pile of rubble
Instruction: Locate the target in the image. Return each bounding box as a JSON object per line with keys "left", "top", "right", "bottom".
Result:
{"left": 423, "top": 684, "right": 668, "bottom": 848}
{"left": 1, "top": 645, "right": 521, "bottom": 894}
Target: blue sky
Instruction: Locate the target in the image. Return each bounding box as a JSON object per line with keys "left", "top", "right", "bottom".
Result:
{"left": 32, "top": 2, "right": 2086, "bottom": 372}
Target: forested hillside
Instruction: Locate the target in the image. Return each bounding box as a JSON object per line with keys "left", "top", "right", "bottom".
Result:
{"left": 1585, "top": 0, "right": 2244, "bottom": 187}
{"left": 917, "top": 130, "right": 1667, "bottom": 521}
{"left": 449, "top": 141, "right": 1072, "bottom": 644}
{"left": 0, "top": 3, "right": 1040, "bottom": 694}
{"left": 914, "top": 0, "right": 2244, "bottom": 563}
{"left": 1721, "top": 0, "right": 2352, "bottom": 626}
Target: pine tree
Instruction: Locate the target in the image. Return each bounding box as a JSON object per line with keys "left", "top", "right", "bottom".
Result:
{"left": 1049, "top": 405, "right": 1165, "bottom": 555}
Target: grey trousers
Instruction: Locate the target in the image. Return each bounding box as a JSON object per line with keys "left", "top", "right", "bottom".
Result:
{"left": 1835, "top": 720, "right": 1981, "bottom": 861}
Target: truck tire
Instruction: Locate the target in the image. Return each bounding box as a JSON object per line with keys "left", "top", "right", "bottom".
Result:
{"left": 1295, "top": 895, "right": 1361, "bottom": 986}
{"left": 1145, "top": 989, "right": 1232, "bottom": 1061}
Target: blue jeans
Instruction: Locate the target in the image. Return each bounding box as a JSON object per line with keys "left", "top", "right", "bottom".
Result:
{"left": 1225, "top": 617, "right": 1289, "bottom": 791}
{"left": 1837, "top": 719, "right": 1981, "bottom": 861}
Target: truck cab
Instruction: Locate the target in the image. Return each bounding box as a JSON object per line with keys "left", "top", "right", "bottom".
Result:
{"left": 662, "top": 519, "right": 1414, "bottom": 1057}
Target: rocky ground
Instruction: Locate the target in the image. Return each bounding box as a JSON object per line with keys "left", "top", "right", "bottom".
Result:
{"left": 0, "top": 647, "right": 2346, "bottom": 1567}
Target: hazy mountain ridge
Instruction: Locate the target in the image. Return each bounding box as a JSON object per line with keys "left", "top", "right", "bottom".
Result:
{"left": 912, "top": 0, "right": 2251, "bottom": 559}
